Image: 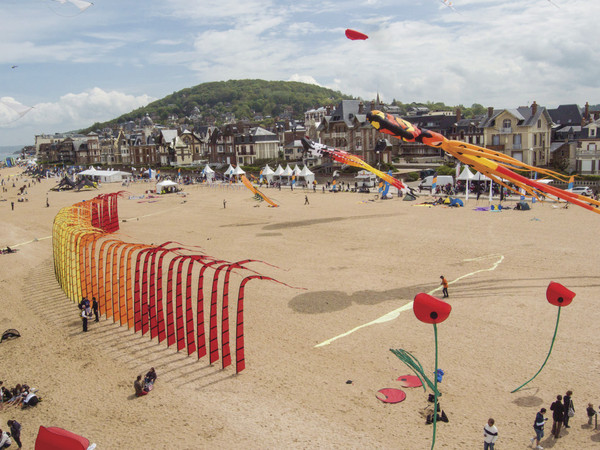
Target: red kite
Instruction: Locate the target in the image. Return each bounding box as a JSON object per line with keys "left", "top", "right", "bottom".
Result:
{"left": 345, "top": 29, "right": 368, "bottom": 40}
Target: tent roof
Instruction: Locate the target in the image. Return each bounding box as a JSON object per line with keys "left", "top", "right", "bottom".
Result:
{"left": 273, "top": 164, "right": 284, "bottom": 176}
{"left": 202, "top": 164, "right": 214, "bottom": 174}
{"left": 261, "top": 165, "right": 275, "bottom": 175}
{"left": 472, "top": 171, "right": 490, "bottom": 181}
{"left": 156, "top": 180, "right": 178, "bottom": 188}
{"left": 224, "top": 164, "right": 235, "bottom": 175}
{"left": 457, "top": 167, "right": 475, "bottom": 180}
{"left": 292, "top": 164, "right": 302, "bottom": 175}
{"left": 232, "top": 166, "right": 246, "bottom": 175}
{"left": 281, "top": 164, "right": 293, "bottom": 176}
{"left": 299, "top": 165, "right": 314, "bottom": 176}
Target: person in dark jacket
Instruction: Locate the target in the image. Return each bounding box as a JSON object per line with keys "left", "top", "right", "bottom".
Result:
{"left": 531, "top": 408, "right": 547, "bottom": 449}
{"left": 550, "top": 395, "right": 564, "bottom": 438}
{"left": 563, "top": 390, "right": 574, "bottom": 428}
{"left": 6, "top": 420, "right": 21, "bottom": 448}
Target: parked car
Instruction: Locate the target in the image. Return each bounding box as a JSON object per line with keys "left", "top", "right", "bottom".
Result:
{"left": 570, "top": 186, "right": 593, "bottom": 196}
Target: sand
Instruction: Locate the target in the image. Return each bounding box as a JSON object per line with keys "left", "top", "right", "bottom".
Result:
{"left": 1, "top": 166, "right": 599, "bottom": 449}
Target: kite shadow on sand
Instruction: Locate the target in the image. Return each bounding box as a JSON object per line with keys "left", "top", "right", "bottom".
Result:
{"left": 289, "top": 283, "right": 434, "bottom": 314}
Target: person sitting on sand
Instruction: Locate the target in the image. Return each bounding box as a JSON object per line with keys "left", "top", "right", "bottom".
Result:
{"left": 134, "top": 375, "right": 148, "bottom": 397}
{"left": 144, "top": 368, "right": 157, "bottom": 391}
{"left": 21, "top": 389, "right": 39, "bottom": 408}
{"left": 0, "top": 429, "right": 12, "bottom": 448}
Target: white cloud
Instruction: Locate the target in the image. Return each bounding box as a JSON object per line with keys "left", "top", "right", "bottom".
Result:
{"left": 0, "top": 88, "right": 153, "bottom": 133}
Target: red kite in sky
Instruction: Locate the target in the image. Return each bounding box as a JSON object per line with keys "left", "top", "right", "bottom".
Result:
{"left": 345, "top": 29, "right": 368, "bottom": 40}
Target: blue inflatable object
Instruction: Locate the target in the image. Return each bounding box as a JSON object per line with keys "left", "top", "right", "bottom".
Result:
{"left": 436, "top": 369, "right": 444, "bottom": 382}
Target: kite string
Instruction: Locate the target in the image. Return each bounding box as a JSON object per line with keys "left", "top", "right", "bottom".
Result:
{"left": 511, "top": 307, "right": 561, "bottom": 393}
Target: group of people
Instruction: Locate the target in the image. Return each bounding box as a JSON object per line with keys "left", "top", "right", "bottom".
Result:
{"left": 0, "top": 380, "right": 40, "bottom": 410}
{"left": 529, "top": 390, "right": 599, "bottom": 449}
{"left": 134, "top": 368, "right": 157, "bottom": 397}
{"left": 79, "top": 297, "right": 99, "bottom": 332}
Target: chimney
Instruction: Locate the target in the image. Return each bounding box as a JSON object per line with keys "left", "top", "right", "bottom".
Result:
{"left": 488, "top": 107, "right": 493, "bottom": 118}
{"left": 531, "top": 100, "right": 537, "bottom": 116}
{"left": 370, "top": 100, "right": 375, "bottom": 111}
{"left": 585, "top": 102, "right": 590, "bottom": 121}
{"left": 456, "top": 107, "right": 461, "bottom": 122}
{"left": 359, "top": 101, "right": 364, "bottom": 114}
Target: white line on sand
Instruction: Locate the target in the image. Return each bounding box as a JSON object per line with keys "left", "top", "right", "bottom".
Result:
{"left": 12, "top": 236, "right": 52, "bottom": 247}
{"left": 314, "top": 254, "right": 505, "bottom": 348}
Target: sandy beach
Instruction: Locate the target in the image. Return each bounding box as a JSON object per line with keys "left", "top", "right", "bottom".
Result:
{"left": 1, "top": 165, "right": 599, "bottom": 449}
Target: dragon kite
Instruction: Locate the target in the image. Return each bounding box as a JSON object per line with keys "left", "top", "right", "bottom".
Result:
{"left": 366, "top": 110, "right": 600, "bottom": 214}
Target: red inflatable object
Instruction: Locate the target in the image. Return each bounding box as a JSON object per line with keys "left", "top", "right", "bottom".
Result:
{"left": 376, "top": 388, "right": 406, "bottom": 403}
{"left": 345, "top": 29, "right": 368, "bottom": 40}
{"left": 413, "top": 293, "right": 451, "bottom": 324}
{"left": 35, "top": 426, "right": 90, "bottom": 450}
{"left": 397, "top": 374, "right": 423, "bottom": 388}
{"left": 546, "top": 281, "right": 575, "bottom": 307}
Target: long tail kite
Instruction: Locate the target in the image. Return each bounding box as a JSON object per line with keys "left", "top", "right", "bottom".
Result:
{"left": 367, "top": 110, "right": 600, "bottom": 214}
{"left": 241, "top": 175, "right": 279, "bottom": 207}
{"left": 301, "top": 137, "right": 409, "bottom": 194}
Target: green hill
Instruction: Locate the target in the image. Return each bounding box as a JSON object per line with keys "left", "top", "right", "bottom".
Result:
{"left": 82, "top": 79, "right": 355, "bottom": 133}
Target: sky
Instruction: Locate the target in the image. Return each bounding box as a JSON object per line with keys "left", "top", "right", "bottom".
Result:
{"left": 1, "top": 0, "right": 598, "bottom": 146}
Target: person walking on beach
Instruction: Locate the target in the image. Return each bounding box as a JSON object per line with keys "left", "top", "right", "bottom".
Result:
{"left": 223, "top": 199, "right": 227, "bottom": 209}
{"left": 531, "top": 408, "right": 547, "bottom": 449}
{"left": 7, "top": 420, "right": 21, "bottom": 448}
{"left": 563, "top": 390, "right": 574, "bottom": 428}
{"left": 304, "top": 195, "right": 309, "bottom": 205}
{"left": 586, "top": 403, "right": 596, "bottom": 426}
{"left": 550, "top": 394, "right": 564, "bottom": 438}
{"left": 92, "top": 297, "right": 99, "bottom": 322}
{"left": 440, "top": 275, "right": 449, "bottom": 298}
{"left": 81, "top": 308, "right": 89, "bottom": 332}
{"left": 483, "top": 418, "right": 498, "bottom": 449}
{"left": 10, "top": 202, "right": 14, "bottom": 211}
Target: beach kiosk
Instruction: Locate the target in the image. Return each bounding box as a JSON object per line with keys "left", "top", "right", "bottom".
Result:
{"left": 260, "top": 164, "right": 275, "bottom": 184}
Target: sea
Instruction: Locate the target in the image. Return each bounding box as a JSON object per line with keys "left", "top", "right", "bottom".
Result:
{"left": 0, "top": 145, "right": 28, "bottom": 160}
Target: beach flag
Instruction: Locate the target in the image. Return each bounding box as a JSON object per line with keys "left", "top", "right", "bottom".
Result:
{"left": 157, "top": 169, "right": 160, "bottom": 180}
{"left": 567, "top": 176, "right": 574, "bottom": 190}
{"left": 432, "top": 175, "right": 438, "bottom": 193}
{"left": 332, "top": 179, "right": 337, "bottom": 191}
{"left": 178, "top": 168, "right": 181, "bottom": 180}
{"left": 291, "top": 175, "right": 296, "bottom": 186}
{"left": 259, "top": 170, "right": 263, "bottom": 184}
{"left": 148, "top": 168, "right": 152, "bottom": 179}
{"left": 532, "top": 172, "right": 537, "bottom": 203}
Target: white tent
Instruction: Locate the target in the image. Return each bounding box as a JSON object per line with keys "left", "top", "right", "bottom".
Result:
{"left": 224, "top": 164, "right": 235, "bottom": 177}
{"left": 457, "top": 167, "right": 475, "bottom": 181}
{"left": 261, "top": 165, "right": 275, "bottom": 183}
{"left": 156, "top": 179, "right": 179, "bottom": 194}
{"left": 298, "top": 165, "right": 315, "bottom": 185}
{"left": 202, "top": 164, "right": 215, "bottom": 180}
{"left": 232, "top": 165, "right": 246, "bottom": 176}
{"left": 292, "top": 164, "right": 302, "bottom": 176}
{"left": 273, "top": 164, "right": 284, "bottom": 178}
{"left": 77, "top": 168, "right": 132, "bottom": 183}
{"left": 472, "top": 171, "right": 490, "bottom": 182}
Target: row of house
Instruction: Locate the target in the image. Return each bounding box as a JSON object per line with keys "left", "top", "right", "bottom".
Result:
{"left": 35, "top": 100, "right": 600, "bottom": 175}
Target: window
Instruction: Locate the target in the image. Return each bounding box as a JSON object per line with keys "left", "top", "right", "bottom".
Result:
{"left": 502, "top": 119, "right": 511, "bottom": 129}
{"left": 537, "top": 119, "right": 542, "bottom": 128}
{"left": 533, "top": 134, "right": 537, "bottom": 146}
{"left": 588, "top": 143, "right": 596, "bottom": 151}
{"left": 492, "top": 135, "right": 500, "bottom": 145}
{"left": 590, "top": 128, "right": 596, "bottom": 137}
{"left": 513, "top": 134, "right": 521, "bottom": 149}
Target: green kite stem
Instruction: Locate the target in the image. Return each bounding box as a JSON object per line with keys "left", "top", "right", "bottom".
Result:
{"left": 511, "top": 307, "right": 561, "bottom": 393}
{"left": 431, "top": 323, "right": 439, "bottom": 450}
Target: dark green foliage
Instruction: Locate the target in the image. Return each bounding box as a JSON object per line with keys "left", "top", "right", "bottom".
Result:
{"left": 435, "top": 164, "right": 456, "bottom": 176}
{"left": 405, "top": 172, "right": 420, "bottom": 182}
